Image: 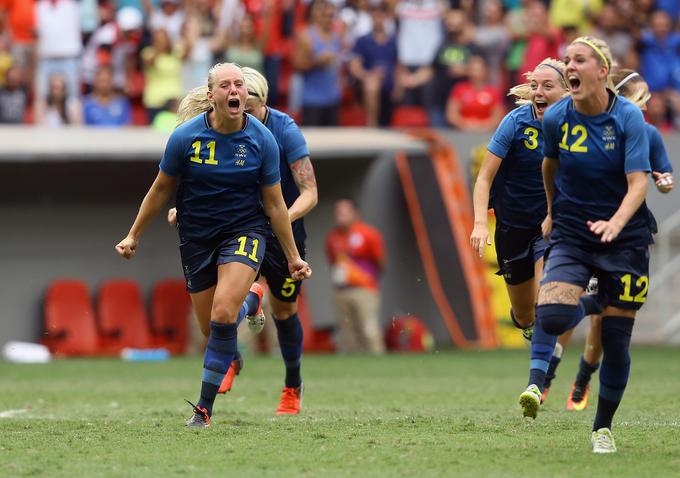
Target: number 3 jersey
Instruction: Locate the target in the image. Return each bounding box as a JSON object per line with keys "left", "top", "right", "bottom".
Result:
{"left": 487, "top": 103, "right": 547, "bottom": 229}
{"left": 160, "top": 112, "right": 281, "bottom": 241}
{"left": 542, "top": 94, "right": 652, "bottom": 249}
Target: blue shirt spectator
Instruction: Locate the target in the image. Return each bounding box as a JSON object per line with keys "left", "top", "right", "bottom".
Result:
{"left": 640, "top": 10, "right": 680, "bottom": 92}
{"left": 83, "top": 67, "right": 132, "bottom": 127}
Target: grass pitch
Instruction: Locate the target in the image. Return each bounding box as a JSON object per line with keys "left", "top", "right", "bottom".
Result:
{"left": 1, "top": 348, "right": 679, "bottom": 477}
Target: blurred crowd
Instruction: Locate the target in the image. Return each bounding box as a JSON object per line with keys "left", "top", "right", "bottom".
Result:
{"left": 0, "top": 0, "right": 679, "bottom": 130}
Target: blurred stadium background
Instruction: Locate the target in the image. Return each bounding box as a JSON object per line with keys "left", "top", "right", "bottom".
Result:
{"left": 1, "top": 0, "right": 680, "bottom": 356}
{"left": 1, "top": 1, "right": 680, "bottom": 475}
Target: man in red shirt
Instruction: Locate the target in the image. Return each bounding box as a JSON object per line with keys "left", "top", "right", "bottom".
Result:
{"left": 326, "top": 198, "right": 386, "bottom": 354}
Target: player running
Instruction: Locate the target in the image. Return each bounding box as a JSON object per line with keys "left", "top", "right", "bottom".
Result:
{"left": 518, "top": 37, "right": 653, "bottom": 454}
{"left": 116, "top": 62, "right": 312, "bottom": 429}
{"left": 541, "top": 68, "right": 674, "bottom": 410}
{"left": 169, "top": 67, "right": 317, "bottom": 415}
{"left": 470, "top": 58, "right": 568, "bottom": 341}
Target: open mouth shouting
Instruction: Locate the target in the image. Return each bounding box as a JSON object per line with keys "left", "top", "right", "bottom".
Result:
{"left": 568, "top": 74, "right": 581, "bottom": 93}
{"left": 227, "top": 97, "right": 241, "bottom": 115}
{"left": 534, "top": 98, "right": 548, "bottom": 115}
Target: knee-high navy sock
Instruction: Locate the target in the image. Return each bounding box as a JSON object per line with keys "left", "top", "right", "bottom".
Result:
{"left": 593, "top": 316, "right": 633, "bottom": 431}
{"left": 575, "top": 355, "right": 599, "bottom": 387}
{"left": 244, "top": 289, "right": 260, "bottom": 315}
{"left": 273, "top": 313, "right": 303, "bottom": 388}
{"left": 197, "top": 321, "right": 238, "bottom": 416}
{"left": 528, "top": 316, "right": 557, "bottom": 391}
{"left": 544, "top": 343, "right": 563, "bottom": 389}
{"left": 233, "top": 290, "right": 259, "bottom": 328}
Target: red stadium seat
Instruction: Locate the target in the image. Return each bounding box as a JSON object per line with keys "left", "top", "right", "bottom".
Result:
{"left": 391, "top": 106, "right": 430, "bottom": 128}
{"left": 340, "top": 104, "right": 366, "bottom": 126}
{"left": 97, "top": 279, "right": 152, "bottom": 354}
{"left": 43, "top": 280, "right": 99, "bottom": 356}
{"left": 150, "top": 279, "right": 192, "bottom": 355}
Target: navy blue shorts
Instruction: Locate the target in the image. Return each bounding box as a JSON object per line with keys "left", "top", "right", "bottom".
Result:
{"left": 180, "top": 229, "right": 267, "bottom": 293}
{"left": 259, "top": 236, "right": 306, "bottom": 303}
{"left": 541, "top": 243, "right": 650, "bottom": 311}
{"left": 494, "top": 224, "right": 548, "bottom": 285}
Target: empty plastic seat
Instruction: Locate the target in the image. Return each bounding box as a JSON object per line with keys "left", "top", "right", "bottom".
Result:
{"left": 97, "top": 279, "right": 152, "bottom": 354}
{"left": 43, "top": 280, "right": 99, "bottom": 356}
{"left": 150, "top": 279, "right": 192, "bottom": 355}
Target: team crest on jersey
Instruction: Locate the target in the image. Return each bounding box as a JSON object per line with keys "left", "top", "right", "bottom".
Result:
{"left": 234, "top": 144, "right": 247, "bottom": 166}
{"left": 602, "top": 125, "right": 616, "bottom": 150}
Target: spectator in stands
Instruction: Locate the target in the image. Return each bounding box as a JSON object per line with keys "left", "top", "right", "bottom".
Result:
{"left": 227, "top": 14, "right": 264, "bottom": 72}
{"left": 182, "top": 0, "right": 224, "bottom": 91}
{"left": 504, "top": 0, "right": 531, "bottom": 87}
{"left": 34, "top": 0, "right": 82, "bottom": 120}
{"left": 0, "top": 34, "right": 12, "bottom": 85}
{"left": 151, "top": 98, "right": 179, "bottom": 132}
{"left": 426, "top": 8, "right": 480, "bottom": 127}
{"left": 655, "top": 0, "right": 679, "bottom": 22}
{"left": 218, "top": 0, "right": 290, "bottom": 107}
{"left": 293, "top": 0, "right": 342, "bottom": 126}
{"left": 145, "top": 0, "right": 186, "bottom": 43}
{"left": 340, "top": 0, "right": 374, "bottom": 47}
{"left": 518, "top": 1, "right": 561, "bottom": 80}
{"left": 0, "top": 0, "right": 35, "bottom": 76}
{"left": 36, "top": 73, "right": 81, "bottom": 127}
{"left": 640, "top": 9, "right": 680, "bottom": 93}
{"left": 549, "top": 0, "right": 602, "bottom": 31}
{"left": 393, "top": 0, "right": 445, "bottom": 120}
{"left": 326, "top": 198, "right": 386, "bottom": 354}
{"left": 348, "top": 1, "right": 397, "bottom": 127}
{"left": 473, "top": 0, "right": 510, "bottom": 89}
{"left": 445, "top": 54, "right": 504, "bottom": 131}
{"left": 0, "top": 65, "right": 27, "bottom": 123}
{"left": 594, "top": 4, "right": 634, "bottom": 66}
{"left": 81, "top": 4, "right": 144, "bottom": 96}
{"left": 142, "top": 28, "right": 184, "bottom": 121}
{"left": 83, "top": 66, "right": 132, "bottom": 127}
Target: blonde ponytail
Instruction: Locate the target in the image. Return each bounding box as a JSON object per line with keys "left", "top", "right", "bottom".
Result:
{"left": 611, "top": 69, "right": 651, "bottom": 110}
{"left": 176, "top": 86, "right": 212, "bottom": 126}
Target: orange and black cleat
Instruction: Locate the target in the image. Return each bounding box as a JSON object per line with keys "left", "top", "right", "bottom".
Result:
{"left": 218, "top": 352, "right": 243, "bottom": 394}
{"left": 566, "top": 383, "right": 590, "bottom": 411}
{"left": 540, "top": 387, "right": 550, "bottom": 405}
{"left": 275, "top": 383, "right": 304, "bottom": 415}
{"left": 185, "top": 400, "right": 210, "bottom": 428}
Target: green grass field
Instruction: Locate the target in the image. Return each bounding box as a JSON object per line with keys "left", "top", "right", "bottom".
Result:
{"left": 1, "top": 348, "right": 679, "bottom": 477}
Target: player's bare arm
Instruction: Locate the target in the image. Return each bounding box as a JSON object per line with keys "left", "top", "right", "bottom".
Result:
{"left": 288, "top": 156, "right": 318, "bottom": 223}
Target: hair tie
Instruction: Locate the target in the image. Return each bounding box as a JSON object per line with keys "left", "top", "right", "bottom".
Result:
{"left": 538, "top": 63, "right": 566, "bottom": 84}
{"left": 615, "top": 72, "right": 640, "bottom": 91}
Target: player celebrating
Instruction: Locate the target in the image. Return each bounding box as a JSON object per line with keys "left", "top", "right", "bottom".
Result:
{"left": 116, "top": 63, "right": 311, "bottom": 428}
{"left": 471, "top": 58, "right": 569, "bottom": 340}
{"left": 518, "top": 37, "right": 653, "bottom": 454}
{"left": 169, "top": 67, "right": 317, "bottom": 415}
{"left": 541, "top": 68, "right": 674, "bottom": 410}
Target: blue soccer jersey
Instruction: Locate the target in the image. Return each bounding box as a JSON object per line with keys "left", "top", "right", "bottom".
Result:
{"left": 487, "top": 104, "right": 547, "bottom": 229}
{"left": 542, "top": 95, "right": 652, "bottom": 248}
{"left": 646, "top": 123, "right": 673, "bottom": 174}
{"left": 160, "top": 113, "right": 281, "bottom": 241}
{"left": 263, "top": 107, "right": 310, "bottom": 244}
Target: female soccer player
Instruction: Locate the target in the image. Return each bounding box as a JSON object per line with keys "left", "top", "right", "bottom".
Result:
{"left": 518, "top": 37, "right": 653, "bottom": 454}
{"left": 115, "top": 63, "right": 311, "bottom": 428}
{"left": 169, "top": 67, "right": 318, "bottom": 415}
{"left": 470, "top": 58, "right": 569, "bottom": 340}
{"left": 541, "top": 69, "right": 674, "bottom": 410}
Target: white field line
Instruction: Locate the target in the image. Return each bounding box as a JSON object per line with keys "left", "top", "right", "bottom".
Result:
{"left": 0, "top": 408, "right": 29, "bottom": 418}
